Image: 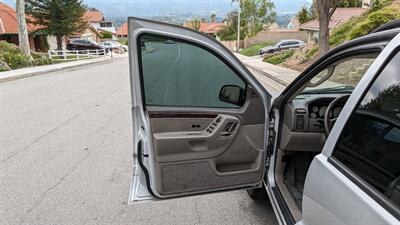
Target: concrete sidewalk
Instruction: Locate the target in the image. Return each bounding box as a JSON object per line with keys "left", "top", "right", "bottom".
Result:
{"left": 0, "top": 54, "right": 128, "bottom": 83}
{"left": 235, "top": 53, "right": 300, "bottom": 86}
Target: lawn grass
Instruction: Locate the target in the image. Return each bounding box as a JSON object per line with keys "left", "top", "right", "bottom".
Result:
{"left": 241, "top": 41, "right": 275, "bottom": 56}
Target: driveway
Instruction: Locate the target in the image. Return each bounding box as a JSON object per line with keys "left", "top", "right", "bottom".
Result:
{"left": 0, "top": 58, "right": 278, "bottom": 225}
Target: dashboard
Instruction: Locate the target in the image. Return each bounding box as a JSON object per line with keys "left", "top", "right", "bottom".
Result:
{"left": 284, "top": 93, "right": 349, "bottom": 134}
{"left": 280, "top": 93, "right": 349, "bottom": 152}
{"left": 308, "top": 100, "right": 343, "bottom": 120}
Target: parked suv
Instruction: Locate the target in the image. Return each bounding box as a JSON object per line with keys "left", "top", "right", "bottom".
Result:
{"left": 66, "top": 39, "right": 107, "bottom": 53}
{"left": 259, "top": 39, "right": 305, "bottom": 55}
{"left": 128, "top": 18, "right": 399, "bottom": 225}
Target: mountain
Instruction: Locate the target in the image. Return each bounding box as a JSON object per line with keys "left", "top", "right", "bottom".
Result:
{"left": 85, "top": 0, "right": 309, "bottom": 18}
{"left": 1, "top": 0, "right": 309, "bottom": 25}
{"left": 1, "top": 0, "right": 309, "bottom": 17}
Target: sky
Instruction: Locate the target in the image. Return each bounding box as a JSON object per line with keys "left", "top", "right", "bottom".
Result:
{"left": 1, "top": 0, "right": 311, "bottom": 17}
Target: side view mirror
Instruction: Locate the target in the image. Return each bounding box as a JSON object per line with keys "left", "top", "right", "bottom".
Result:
{"left": 219, "top": 85, "right": 245, "bottom": 106}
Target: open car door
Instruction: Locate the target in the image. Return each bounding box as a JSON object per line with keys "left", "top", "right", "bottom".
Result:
{"left": 128, "top": 17, "right": 272, "bottom": 203}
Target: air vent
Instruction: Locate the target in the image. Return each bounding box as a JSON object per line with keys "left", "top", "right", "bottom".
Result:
{"left": 295, "top": 114, "right": 305, "bottom": 131}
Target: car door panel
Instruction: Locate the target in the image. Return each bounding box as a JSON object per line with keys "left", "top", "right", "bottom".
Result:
{"left": 128, "top": 17, "right": 271, "bottom": 202}
{"left": 147, "top": 90, "right": 265, "bottom": 195}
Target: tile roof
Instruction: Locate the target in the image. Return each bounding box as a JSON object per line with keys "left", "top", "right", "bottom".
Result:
{"left": 85, "top": 10, "right": 104, "bottom": 22}
{"left": 0, "top": 2, "right": 41, "bottom": 34}
{"left": 299, "top": 7, "right": 366, "bottom": 31}
{"left": 116, "top": 22, "right": 127, "bottom": 36}
{"left": 198, "top": 22, "right": 225, "bottom": 34}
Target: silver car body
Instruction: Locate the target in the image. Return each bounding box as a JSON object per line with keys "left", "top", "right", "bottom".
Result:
{"left": 128, "top": 17, "right": 400, "bottom": 224}
{"left": 259, "top": 39, "right": 305, "bottom": 55}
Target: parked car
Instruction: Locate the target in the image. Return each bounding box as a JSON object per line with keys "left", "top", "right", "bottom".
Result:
{"left": 259, "top": 39, "right": 305, "bottom": 55}
{"left": 128, "top": 17, "right": 400, "bottom": 225}
{"left": 66, "top": 39, "right": 107, "bottom": 53}
{"left": 100, "top": 40, "right": 127, "bottom": 52}
{"left": 121, "top": 44, "right": 128, "bottom": 52}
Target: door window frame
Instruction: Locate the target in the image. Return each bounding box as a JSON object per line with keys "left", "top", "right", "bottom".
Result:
{"left": 328, "top": 47, "right": 400, "bottom": 220}
{"left": 136, "top": 32, "right": 249, "bottom": 109}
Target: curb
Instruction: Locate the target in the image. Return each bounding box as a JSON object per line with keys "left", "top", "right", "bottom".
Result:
{"left": 0, "top": 57, "right": 123, "bottom": 84}
{"left": 242, "top": 62, "right": 291, "bottom": 87}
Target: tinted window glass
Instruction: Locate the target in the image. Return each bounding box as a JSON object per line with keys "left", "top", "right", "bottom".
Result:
{"left": 279, "top": 42, "right": 288, "bottom": 46}
{"left": 302, "top": 56, "right": 376, "bottom": 94}
{"left": 139, "top": 35, "right": 246, "bottom": 108}
{"left": 333, "top": 52, "right": 400, "bottom": 206}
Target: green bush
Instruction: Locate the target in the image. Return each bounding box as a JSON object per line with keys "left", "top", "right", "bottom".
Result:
{"left": 0, "top": 40, "right": 21, "bottom": 54}
{"left": 101, "top": 31, "right": 113, "bottom": 39}
{"left": 0, "top": 51, "right": 32, "bottom": 69}
{"left": 0, "top": 60, "right": 11, "bottom": 72}
{"left": 349, "top": 5, "right": 400, "bottom": 39}
{"left": 0, "top": 40, "right": 53, "bottom": 69}
{"left": 32, "top": 51, "right": 53, "bottom": 66}
{"left": 300, "top": 47, "right": 319, "bottom": 64}
{"left": 329, "top": 1, "right": 400, "bottom": 46}
{"left": 263, "top": 50, "right": 294, "bottom": 65}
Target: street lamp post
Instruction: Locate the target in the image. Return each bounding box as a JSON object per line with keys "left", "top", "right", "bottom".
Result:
{"left": 236, "top": 0, "right": 241, "bottom": 53}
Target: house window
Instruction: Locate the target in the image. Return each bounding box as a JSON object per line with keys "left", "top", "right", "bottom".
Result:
{"left": 100, "top": 22, "right": 113, "bottom": 28}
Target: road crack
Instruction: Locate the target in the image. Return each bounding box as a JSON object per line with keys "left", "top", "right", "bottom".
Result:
{"left": 19, "top": 153, "right": 90, "bottom": 225}
{"left": 193, "top": 199, "right": 201, "bottom": 225}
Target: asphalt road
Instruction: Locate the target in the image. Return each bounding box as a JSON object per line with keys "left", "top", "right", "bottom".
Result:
{"left": 0, "top": 57, "right": 279, "bottom": 225}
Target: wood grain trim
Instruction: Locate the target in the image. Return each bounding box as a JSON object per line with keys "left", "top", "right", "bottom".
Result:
{"left": 149, "top": 112, "right": 218, "bottom": 118}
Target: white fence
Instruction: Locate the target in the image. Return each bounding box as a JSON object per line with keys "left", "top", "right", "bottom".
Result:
{"left": 48, "top": 49, "right": 108, "bottom": 61}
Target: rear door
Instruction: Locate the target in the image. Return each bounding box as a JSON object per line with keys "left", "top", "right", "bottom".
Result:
{"left": 128, "top": 17, "right": 272, "bottom": 203}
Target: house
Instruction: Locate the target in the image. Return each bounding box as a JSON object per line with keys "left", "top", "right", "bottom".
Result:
{"left": 299, "top": 7, "right": 366, "bottom": 43}
{"left": 0, "top": 2, "right": 47, "bottom": 52}
{"left": 69, "top": 9, "right": 118, "bottom": 42}
{"left": 183, "top": 21, "right": 225, "bottom": 40}
{"left": 85, "top": 9, "right": 116, "bottom": 34}
{"left": 287, "top": 17, "right": 300, "bottom": 31}
{"left": 69, "top": 24, "right": 102, "bottom": 43}
{"left": 116, "top": 22, "right": 128, "bottom": 38}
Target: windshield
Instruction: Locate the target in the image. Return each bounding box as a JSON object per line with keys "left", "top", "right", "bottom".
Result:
{"left": 302, "top": 57, "right": 376, "bottom": 94}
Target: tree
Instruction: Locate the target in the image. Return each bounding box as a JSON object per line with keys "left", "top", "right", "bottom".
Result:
{"left": 191, "top": 19, "right": 201, "bottom": 31}
{"left": 210, "top": 14, "right": 217, "bottom": 23}
{"left": 217, "top": 11, "right": 242, "bottom": 40}
{"left": 297, "top": 5, "right": 316, "bottom": 24}
{"left": 316, "top": 0, "right": 362, "bottom": 56}
{"left": 297, "top": 6, "right": 310, "bottom": 24}
{"left": 26, "top": 0, "right": 88, "bottom": 50}
{"left": 218, "top": 0, "right": 275, "bottom": 41}
{"left": 316, "top": 0, "right": 337, "bottom": 55}
{"left": 16, "top": 0, "right": 31, "bottom": 58}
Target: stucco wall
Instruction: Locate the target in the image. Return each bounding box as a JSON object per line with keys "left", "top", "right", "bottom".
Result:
{"left": 244, "top": 30, "right": 308, "bottom": 48}
{"left": 47, "top": 35, "right": 67, "bottom": 50}
{"left": 219, "top": 40, "right": 244, "bottom": 52}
